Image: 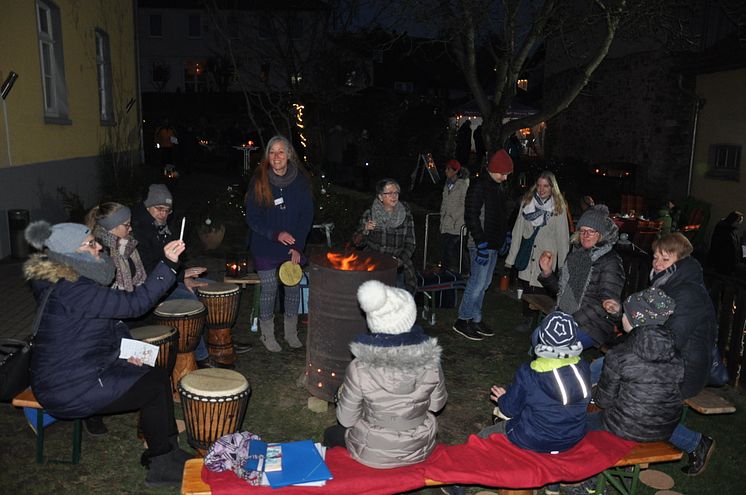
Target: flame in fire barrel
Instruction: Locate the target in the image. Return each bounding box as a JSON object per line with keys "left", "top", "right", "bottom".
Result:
{"left": 305, "top": 252, "right": 398, "bottom": 401}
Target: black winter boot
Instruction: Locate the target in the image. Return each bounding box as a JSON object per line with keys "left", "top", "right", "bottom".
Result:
{"left": 144, "top": 448, "right": 189, "bottom": 487}
{"left": 168, "top": 435, "right": 195, "bottom": 465}
{"left": 682, "top": 435, "right": 715, "bottom": 476}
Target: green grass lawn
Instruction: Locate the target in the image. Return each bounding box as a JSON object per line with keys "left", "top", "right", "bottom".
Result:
{"left": 1, "top": 180, "right": 743, "bottom": 494}
{"left": 2, "top": 288, "right": 743, "bottom": 494}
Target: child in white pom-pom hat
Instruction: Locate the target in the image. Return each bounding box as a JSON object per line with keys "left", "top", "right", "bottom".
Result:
{"left": 322, "top": 280, "right": 448, "bottom": 469}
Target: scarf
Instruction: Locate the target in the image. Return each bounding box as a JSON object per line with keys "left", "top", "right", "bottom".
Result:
{"left": 650, "top": 263, "right": 677, "bottom": 288}
{"left": 522, "top": 193, "right": 555, "bottom": 227}
{"left": 371, "top": 199, "right": 406, "bottom": 230}
{"left": 268, "top": 161, "right": 299, "bottom": 188}
{"left": 93, "top": 224, "right": 147, "bottom": 292}
{"left": 154, "top": 221, "right": 172, "bottom": 242}
{"left": 556, "top": 241, "right": 614, "bottom": 315}
{"left": 47, "top": 250, "right": 116, "bottom": 286}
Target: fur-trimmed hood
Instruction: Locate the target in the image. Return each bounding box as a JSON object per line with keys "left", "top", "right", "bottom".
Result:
{"left": 23, "top": 254, "right": 80, "bottom": 284}
{"left": 349, "top": 336, "right": 442, "bottom": 370}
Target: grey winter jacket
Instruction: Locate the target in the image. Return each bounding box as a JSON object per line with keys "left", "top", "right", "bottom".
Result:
{"left": 595, "top": 324, "right": 684, "bottom": 442}
{"left": 440, "top": 177, "right": 469, "bottom": 235}
{"left": 336, "top": 331, "right": 448, "bottom": 468}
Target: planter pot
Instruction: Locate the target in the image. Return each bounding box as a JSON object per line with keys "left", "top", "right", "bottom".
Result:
{"left": 198, "top": 225, "right": 226, "bottom": 250}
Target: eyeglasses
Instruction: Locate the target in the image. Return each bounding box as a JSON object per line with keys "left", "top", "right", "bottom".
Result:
{"left": 579, "top": 228, "right": 600, "bottom": 237}
{"left": 82, "top": 239, "right": 98, "bottom": 248}
{"left": 122, "top": 222, "right": 132, "bottom": 228}
{"left": 381, "top": 191, "right": 400, "bottom": 196}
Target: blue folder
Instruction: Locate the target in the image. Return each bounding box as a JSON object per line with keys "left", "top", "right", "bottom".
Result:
{"left": 265, "top": 439, "right": 333, "bottom": 488}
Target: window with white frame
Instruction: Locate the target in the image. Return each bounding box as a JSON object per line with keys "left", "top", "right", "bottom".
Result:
{"left": 707, "top": 144, "right": 742, "bottom": 181}
{"left": 36, "top": 0, "right": 69, "bottom": 122}
{"left": 95, "top": 29, "right": 114, "bottom": 124}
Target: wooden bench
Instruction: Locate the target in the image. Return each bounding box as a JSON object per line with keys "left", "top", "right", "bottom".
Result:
{"left": 12, "top": 388, "right": 82, "bottom": 464}
{"left": 595, "top": 441, "right": 682, "bottom": 495}
{"left": 684, "top": 388, "right": 736, "bottom": 415}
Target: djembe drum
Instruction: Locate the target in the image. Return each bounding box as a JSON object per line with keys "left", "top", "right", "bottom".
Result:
{"left": 154, "top": 299, "right": 207, "bottom": 393}
{"left": 197, "top": 283, "right": 240, "bottom": 367}
{"left": 129, "top": 325, "right": 178, "bottom": 375}
{"left": 178, "top": 368, "right": 250, "bottom": 456}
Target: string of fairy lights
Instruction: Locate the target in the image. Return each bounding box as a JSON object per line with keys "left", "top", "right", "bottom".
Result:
{"left": 293, "top": 103, "right": 307, "bottom": 162}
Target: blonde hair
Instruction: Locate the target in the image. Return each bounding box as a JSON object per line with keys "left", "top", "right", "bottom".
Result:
{"left": 85, "top": 202, "right": 126, "bottom": 229}
{"left": 521, "top": 170, "right": 566, "bottom": 215}
{"left": 251, "top": 135, "right": 306, "bottom": 208}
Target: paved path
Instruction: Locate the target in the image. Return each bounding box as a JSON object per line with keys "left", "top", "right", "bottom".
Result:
{"left": 0, "top": 260, "right": 35, "bottom": 340}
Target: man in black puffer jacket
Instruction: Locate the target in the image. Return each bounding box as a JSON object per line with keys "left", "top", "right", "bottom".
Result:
{"left": 452, "top": 150, "right": 512, "bottom": 341}
{"left": 593, "top": 288, "right": 684, "bottom": 442}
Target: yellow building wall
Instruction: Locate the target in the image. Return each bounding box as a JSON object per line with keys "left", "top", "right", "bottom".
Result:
{"left": 690, "top": 68, "right": 746, "bottom": 241}
{"left": 0, "top": 0, "right": 138, "bottom": 168}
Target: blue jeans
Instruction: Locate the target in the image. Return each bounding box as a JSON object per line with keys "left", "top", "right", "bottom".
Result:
{"left": 457, "top": 247, "right": 498, "bottom": 322}
{"left": 167, "top": 279, "right": 210, "bottom": 361}
{"left": 590, "top": 356, "right": 605, "bottom": 385}
{"left": 669, "top": 423, "right": 701, "bottom": 453}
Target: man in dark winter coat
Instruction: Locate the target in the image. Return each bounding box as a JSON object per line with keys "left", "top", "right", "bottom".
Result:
{"left": 593, "top": 288, "right": 683, "bottom": 442}
{"left": 452, "top": 149, "right": 512, "bottom": 341}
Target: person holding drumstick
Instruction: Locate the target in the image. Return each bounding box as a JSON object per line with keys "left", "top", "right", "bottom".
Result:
{"left": 132, "top": 184, "right": 251, "bottom": 363}
{"left": 24, "top": 221, "right": 193, "bottom": 487}
{"left": 246, "top": 135, "right": 314, "bottom": 352}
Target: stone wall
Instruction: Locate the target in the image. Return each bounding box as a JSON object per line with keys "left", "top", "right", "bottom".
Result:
{"left": 544, "top": 50, "right": 697, "bottom": 211}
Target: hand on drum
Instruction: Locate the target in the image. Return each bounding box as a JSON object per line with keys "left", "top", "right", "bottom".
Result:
{"left": 185, "top": 277, "right": 209, "bottom": 294}
{"left": 164, "top": 240, "right": 186, "bottom": 262}
{"left": 277, "top": 231, "right": 296, "bottom": 246}
{"left": 185, "top": 266, "right": 207, "bottom": 279}
{"left": 289, "top": 248, "right": 301, "bottom": 264}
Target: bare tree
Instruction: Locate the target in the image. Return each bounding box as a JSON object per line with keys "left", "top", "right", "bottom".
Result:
{"left": 379, "top": 0, "right": 694, "bottom": 153}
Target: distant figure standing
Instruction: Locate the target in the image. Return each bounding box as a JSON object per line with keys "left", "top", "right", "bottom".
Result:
{"left": 473, "top": 125, "right": 485, "bottom": 168}
{"left": 707, "top": 211, "right": 743, "bottom": 276}
{"left": 154, "top": 119, "right": 178, "bottom": 169}
{"left": 440, "top": 159, "right": 470, "bottom": 273}
{"left": 455, "top": 120, "right": 472, "bottom": 168}
{"left": 326, "top": 124, "right": 347, "bottom": 183}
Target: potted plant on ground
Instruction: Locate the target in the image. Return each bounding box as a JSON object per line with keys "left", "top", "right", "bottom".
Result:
{"left": 196, "top": 198, "right": 227, "bottom": 250}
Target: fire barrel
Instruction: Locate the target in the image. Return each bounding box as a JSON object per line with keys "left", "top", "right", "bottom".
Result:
{"left": 305, "top": 252, "right": 397, "bottom": 401}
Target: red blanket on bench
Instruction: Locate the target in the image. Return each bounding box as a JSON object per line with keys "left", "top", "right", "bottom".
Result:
{"left": 202, "top": 431, "right": 636, "bottom": 495}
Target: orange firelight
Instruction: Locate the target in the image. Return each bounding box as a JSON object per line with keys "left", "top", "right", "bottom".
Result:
{"left": 326, "top": 252, "right": 378, "bottom": 271}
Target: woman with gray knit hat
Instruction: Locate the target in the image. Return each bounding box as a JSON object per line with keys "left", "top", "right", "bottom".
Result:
{"left": 23, "top": 221, "right": 194, "bottom": 487}
{"left": 538, "top": 204, "right": 625, "bottom": 348}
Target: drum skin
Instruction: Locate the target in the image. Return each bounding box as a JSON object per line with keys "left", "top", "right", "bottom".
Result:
{"left": 178, "top": 369, "right": 250, "bottom": 456}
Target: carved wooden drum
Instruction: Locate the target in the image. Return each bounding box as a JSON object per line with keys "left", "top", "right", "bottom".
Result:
{"left": 178, "top": 368, "right": 250, "bottom": 456}
{"left": 197, "top": 283, "right": 241, "bottom": 366}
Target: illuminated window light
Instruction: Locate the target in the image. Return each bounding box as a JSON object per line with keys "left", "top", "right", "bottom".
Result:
{"left": 517, "top": 79, "right": 528, "bottom": 91}
{"left": 317, "top": 382, "right": 323, "bottom": 388}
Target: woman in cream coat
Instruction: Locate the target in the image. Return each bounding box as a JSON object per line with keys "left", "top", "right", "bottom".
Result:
{"left": 505, "top": 171, "right": 570, "bottom": 332}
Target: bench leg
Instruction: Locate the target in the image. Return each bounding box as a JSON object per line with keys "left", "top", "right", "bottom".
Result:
{"left": 71, "top": 419, "right": 82, "bottom": 464}
{"left": 597, "top": 464, "right": 641, "bottom": 495}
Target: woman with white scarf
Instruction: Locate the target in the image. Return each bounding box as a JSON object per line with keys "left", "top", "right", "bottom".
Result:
{"left": 505, "top": 171, "right": 570, "bottom": 332}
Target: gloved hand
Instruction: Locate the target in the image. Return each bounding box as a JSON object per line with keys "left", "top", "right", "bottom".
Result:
{"left": 475, "top": 241, "right": 490, "bottom": 266}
